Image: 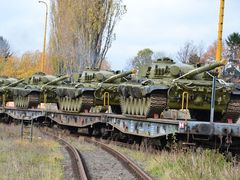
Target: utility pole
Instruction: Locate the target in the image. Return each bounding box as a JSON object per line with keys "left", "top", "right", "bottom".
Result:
{"left": 216, "top": 0, "right": 225, "bottom": 76}
{"left": 39, "top": 1, "right": 48, "bottom": 72}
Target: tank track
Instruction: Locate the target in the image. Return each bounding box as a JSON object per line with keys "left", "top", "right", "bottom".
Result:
{"left": 120, "top": 92, "right": 167, "bottom": 117}
{"left": 147, "top": 92, "right": 167, "bottom": 118}
{"left": 81, "top": 93, "right": 94, "bottom": 112}
{"left": 222, "top": 95, "right": 240, "bottom": 123}
{"left": 28, "top": 93, "right": 40, "bottom": 108}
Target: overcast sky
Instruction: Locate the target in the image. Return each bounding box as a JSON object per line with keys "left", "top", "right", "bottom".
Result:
{"left": 0, "top": 0, "right": 240, "bottom": 70}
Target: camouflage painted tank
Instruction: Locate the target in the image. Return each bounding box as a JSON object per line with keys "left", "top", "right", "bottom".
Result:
{"left": 9, "top": 72, "right": 68, "bottom": 108}
{"left": 55, "top": 69, "right": 134, "bottom": 113}
{"left": 118, "top": 57, "right": 236, "bottom": 121}
{"left": 0, "top": 76, "right": 21, "bottom": 106}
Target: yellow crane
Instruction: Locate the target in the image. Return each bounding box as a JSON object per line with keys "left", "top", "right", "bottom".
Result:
{"left": 216, "top": 0, "right": 225, "bottom": 76}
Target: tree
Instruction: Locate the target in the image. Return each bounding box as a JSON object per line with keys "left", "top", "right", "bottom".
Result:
{"left": 201, "top": 41, "right": 227, "bottom": 64}
{"left": 129, "top": 48, "right": 153, "bottom": 76}
{"left": 131, "top": 48, "right": 153, "bottom": 68}
{"left": 176, "top": 41, "right": 204, "bottom": 64}
{"left": 49, "top": 0, "right": 126, "bottom": 74}
{"left": 0, "top": 51, "right": 42, "bottom": 78}
{"left": 226, "top": 32, "right": 240, "bottom": 61}
{"left": 0, "top": 36, "right": 12, "bottom": 59}
{"left": 99, "top": 59, "right": 111, "bottom": 70}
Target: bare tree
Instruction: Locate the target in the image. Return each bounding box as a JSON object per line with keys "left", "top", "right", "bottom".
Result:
{"left": 176, "top": 41, "right": 204, "bottom": 64}
{"left": 0, "top": 36, "right": 12, "bottom": 59}
{"left": 176, "top": 41, "right": 197, "bottom": 64}
{"left": 49, "top": 0, "right": 126, "bottom": 74}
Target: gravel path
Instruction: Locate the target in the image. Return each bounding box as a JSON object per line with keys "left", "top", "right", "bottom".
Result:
{"left": 74, "top": 138, "right": 137, "bottom": 180}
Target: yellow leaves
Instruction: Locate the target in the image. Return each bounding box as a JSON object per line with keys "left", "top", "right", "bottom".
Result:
{"left": 0, "top": 51, "right": 52, "bottom": 78}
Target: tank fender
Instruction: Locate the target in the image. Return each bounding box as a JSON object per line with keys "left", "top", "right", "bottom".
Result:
{"left": 79, "top": 88, "right": 95, "bottom": 94}
{"left": 56, "top": 87, "right": 95, "bottom": 98}
{"left": 13, "top": 89, "right": 41, "bottom": 97}
{"left": 74, "top": 88, "right": 95, "bottom": 98}
{"left": 144, "top": 85, "right": 169, "bottom": 95}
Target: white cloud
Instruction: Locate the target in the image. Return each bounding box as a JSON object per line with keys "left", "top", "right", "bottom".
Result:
{"left": 108, "top": 0, "right": 240, "bottom": 70}
{"left": 0, "top": 0, "right": 239, "bottom": 70}
{"left": 0, "top": 0, "right": 49, "bottom": 54}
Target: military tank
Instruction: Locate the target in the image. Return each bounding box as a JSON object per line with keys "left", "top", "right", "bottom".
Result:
{"left": 0, "top": 77, "right": 21, "bottom": 106}
{"left": 56, "top": 68, "right": 135, "bottom": 113}
{"left": 9, "top": 72, "right": 68, "bottom": 108}
{"left": 118, "top": 57, "right": 236, "bottom": 122}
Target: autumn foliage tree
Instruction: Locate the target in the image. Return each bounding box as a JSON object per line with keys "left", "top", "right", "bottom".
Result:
{"left": 201, "top": 41, "right": 227, "bottom": 63}
{"left": 0, "top": 51, "right": 43, "bottom": 78}
{"left": 49, "top": 0, "right": 126, "bottom": 74}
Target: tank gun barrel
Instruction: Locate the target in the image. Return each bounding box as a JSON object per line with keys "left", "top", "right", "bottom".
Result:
{"left": 0, "top": 79, "right": 24, "bottom": 92}
{"left": 6, "top": 79, "right": 24, "bottom": 87}
{"left": 41, "top": 75, "right": 69, "bottom": 89}
{"left": 103, "top": 69, "right": 136, "bottom": 83}
{"left": 173, "top": 62, "right": 225, "bottom": 81}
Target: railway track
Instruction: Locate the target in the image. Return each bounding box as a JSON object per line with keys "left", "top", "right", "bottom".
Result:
{"left": 42, "top": 127, "right": 152, "bottom": 180}
{"left": 40, "top": 129, "right": 88, "bottom": 180}
{"left": 84, "top": 137, "right": 153, "bottom": 180}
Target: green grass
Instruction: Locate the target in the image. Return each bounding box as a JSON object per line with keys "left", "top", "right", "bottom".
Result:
{"left": 0, "top": 123, "right": 64, "bottom": 180}
{"left": 110, "top": 145, "right": 240, "bottom": 180}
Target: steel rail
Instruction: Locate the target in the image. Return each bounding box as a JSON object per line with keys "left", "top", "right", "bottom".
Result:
{"left": 41, "top": 130, "right": 88, "bottom": 180}
{"left": 84, "top": 137, "right": 153, "bottom": 180}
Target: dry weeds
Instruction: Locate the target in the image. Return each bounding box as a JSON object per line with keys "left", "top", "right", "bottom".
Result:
{"left": 109, "top": 144, "right": 240, "bottom": 180}
{"left": 0, "top": 123, "right": 64, "bottom": 180}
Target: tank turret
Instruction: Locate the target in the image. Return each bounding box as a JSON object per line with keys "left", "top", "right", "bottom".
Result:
{"left": 79, "top": 69, "right": 114, "bottom": 83}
